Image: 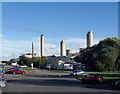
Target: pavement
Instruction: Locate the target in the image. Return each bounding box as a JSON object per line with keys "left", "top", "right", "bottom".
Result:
{"left": 2, "top": 69, "right": 120, "bottom": 92}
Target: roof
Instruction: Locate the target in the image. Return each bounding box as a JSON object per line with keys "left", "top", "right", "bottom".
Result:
{"left": 46, "top": 56, "right": 77, "bottom": 64}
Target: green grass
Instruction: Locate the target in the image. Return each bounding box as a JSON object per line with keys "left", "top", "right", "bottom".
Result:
{"left": 0, "top": 67, "right": 10, "bottom": 70}
{"left": 84, "top": 71, "right": 119, "bottom": 74}
{"left": 50, "top": 69, "right": 120, "bottom": 74}
{"left": 103, "top": 77, "right": 120, "bottom": 79}
{"left": 103, "top": 76, "right": 120, "bottom": 85}
{"left": 0, "top": 67, "right": 33, "bottom": 71}
{"left": 21, "top": 67, "right": 33, "bottom": 71}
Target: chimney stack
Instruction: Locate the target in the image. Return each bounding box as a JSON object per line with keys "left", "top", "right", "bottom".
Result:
{"left": 87, "top": 31, "right": 93, "bottom": 47}
{"left": 32, "top": 42, "right": 34, "bottom": 57}
{"left": 41, "top": 35, "right": 44, "bottom": 57}
{"left": 60, "top": 40, "right": 65, "bottom": 56}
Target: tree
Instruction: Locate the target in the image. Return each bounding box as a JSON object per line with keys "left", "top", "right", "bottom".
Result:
{"left": 18, "top": 56, "right": 31, "bottom": 67}
{"left": 39, "top": 56, "right": 48, "bottom": 68}
{"left": 74, "top": 37, "right": 120, "bottom": 72}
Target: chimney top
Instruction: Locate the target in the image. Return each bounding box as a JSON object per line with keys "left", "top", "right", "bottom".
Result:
{"left": 61, "top": 40, "right": 64, "bottom": 42}
{"left": 88, "top": 31, "right": 92, "bottom": 33}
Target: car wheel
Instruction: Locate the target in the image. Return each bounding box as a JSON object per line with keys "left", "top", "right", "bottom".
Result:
{"left": 13, "top": 72, "right": 15, "bottom": 74}
{"left": 115, "top": 83, "right": 120, "bottom": 88}
{"left": 100, "top": 80, "right": 103, "bottom": 84}
{"left": 75, "top": 74, "right": 78, "bottom": 76}
{"left": 22, "top": 72, "right": 25, "bottom": 74}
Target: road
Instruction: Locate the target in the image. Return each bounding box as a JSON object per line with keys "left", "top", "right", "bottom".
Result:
{"left": 2, "top": 69, "right": 120, "bottom": 92}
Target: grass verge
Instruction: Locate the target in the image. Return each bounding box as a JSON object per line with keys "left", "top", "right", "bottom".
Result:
{"left": 0, "top": 67, "right": 33, "bottom": 71}
{"left": 50, "top": 69, "right": 120, "bottom": 74}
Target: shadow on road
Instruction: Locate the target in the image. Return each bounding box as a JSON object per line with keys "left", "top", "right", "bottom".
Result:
{"left": 25, "top": 74, "right": 73, "bottom": 78}
{"left": 6, "top": 78, "right": 119, "bottom": 91}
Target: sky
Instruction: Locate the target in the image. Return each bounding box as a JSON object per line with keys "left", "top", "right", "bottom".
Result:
{"left": 1, "top": 2, "right": 118, "bottom": 61}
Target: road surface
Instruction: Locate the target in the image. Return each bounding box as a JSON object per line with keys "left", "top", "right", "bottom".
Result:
{"left": 2, "top": 69, "right": 120, "bottom": 92}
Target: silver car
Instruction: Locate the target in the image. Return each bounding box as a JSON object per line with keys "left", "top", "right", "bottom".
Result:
{"left": 0, "top": 78, "right": 7, "bottom": 88}
{"left": 70, "top": 70, "right": 84, "bottom": 76}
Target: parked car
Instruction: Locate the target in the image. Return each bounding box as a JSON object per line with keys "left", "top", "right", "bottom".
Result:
{"left": 10, "top": 68, "right": 21, "bottom": 70}
{"left": 0, "top": 64, "right": 6, "bottom": 68}
{"left": 81, "top": 74, "right": 103, "bottom": 84}
{"left": 0, "top": 77, "right": 7, "bottom": 88}
{"left": 5, "top": 68, "right": 26, "bottom": 74}
{"left": 19, "top": 65, "right": 27, "bottom": 68}
{"left": 115, "top": 80, "right": 120, "bottom": 88}
{"left": 70, "top": 70, "right": 84, "bottom": 76}
{"left": 0, "top": 70, "right": 5, "bottom": 74}
{"left": 0, "top": 74, "right": 6, "bottom": 79}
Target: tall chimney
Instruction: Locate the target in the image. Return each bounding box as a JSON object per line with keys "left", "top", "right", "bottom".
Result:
{"left": 41, "top": 35, "right": 44, "bottom": 57}
{"left": 60, "top": 40, "right": 65, "bottom": 56}
{"left": 87, "top": 31, "right": 93, "bottom": 47}
{"left": 32, "top": 42, "right": 34, "bottom": 57}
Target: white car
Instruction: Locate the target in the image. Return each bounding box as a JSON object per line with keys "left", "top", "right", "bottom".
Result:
{"left": 70, "top": 70, "right": 84, "bottom": 76}
{"left": 19, "top": 65, "right": 27, "bottom": 68}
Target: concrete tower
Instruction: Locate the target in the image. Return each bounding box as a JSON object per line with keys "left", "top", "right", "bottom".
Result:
{"left": 60, "top": 40, "right": 65, "bottom": 56}
{"left": 32, "top": 42, "right": 34, "bottom": 57}
{"left": 41, "top": 35, "right": 44, "bottom": 57}
{"left": 66, "top": 49, "right": 72, "bottom": 57}
{"left": 87, "top": 31, "right": 93, "bottom": 47}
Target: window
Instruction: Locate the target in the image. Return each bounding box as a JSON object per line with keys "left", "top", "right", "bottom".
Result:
{"left": 90, "top": 75, "right": 94, "bottom": 78}
{"left": 86, "top": 75, "right": 90, "bottom": 78}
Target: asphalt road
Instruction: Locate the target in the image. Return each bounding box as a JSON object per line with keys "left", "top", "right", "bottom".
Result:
{"left": 2, "top": 69, "right": 120, "bottom": 92}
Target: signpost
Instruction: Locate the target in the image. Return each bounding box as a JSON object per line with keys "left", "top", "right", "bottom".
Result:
{"left": 31, "top": 63, "right": 33, "bottom": 69}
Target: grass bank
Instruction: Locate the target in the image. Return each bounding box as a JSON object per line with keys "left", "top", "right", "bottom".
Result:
{"left": 0, "top": 67, "right": 33, "bottom": 71}
{"left": 50, "top": 69, "right": 120, "bottom": 74}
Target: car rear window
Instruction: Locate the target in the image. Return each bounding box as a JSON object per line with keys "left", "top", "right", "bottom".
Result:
{"left": 96, "top": 75, "right": 103, "bottom": 78}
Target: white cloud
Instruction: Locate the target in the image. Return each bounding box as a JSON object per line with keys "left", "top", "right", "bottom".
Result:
{"left": 50, "top": 45, "right": 56, "bottom": 49}
{"left": 0, "top": 34, "right": 2, "bottom": 38}
{"left": 65, "top": 37, "right": 102, "bottom": 48}
{"left": 3, "top": 55, "right": 9, "bottom": 58}
{"left": 64, "top": 37, "right": 103, "bottom": 53}
{"left": 2, "top": 37, "right": 104, "bottom": 60}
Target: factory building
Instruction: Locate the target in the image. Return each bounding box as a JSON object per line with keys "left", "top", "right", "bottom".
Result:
{"left": 60, "top": 40, "right": 65, "bottom": 56}
{"left": 19, "top": 53, "right": 36, "bottom": 58}
{"left": 87, "top": 31, "right": 93, "bottom": 47}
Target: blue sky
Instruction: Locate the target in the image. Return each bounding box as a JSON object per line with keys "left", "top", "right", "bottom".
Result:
{"left": 1, "top": 2, "right": 118, "bottom": 60}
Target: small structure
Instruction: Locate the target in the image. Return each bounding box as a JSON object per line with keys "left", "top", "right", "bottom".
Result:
{"left": 46, "top": 56, "right": 77, "bottom": 70}
{"left": 19, "top": 53, "right": 36, "bottom": 58}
